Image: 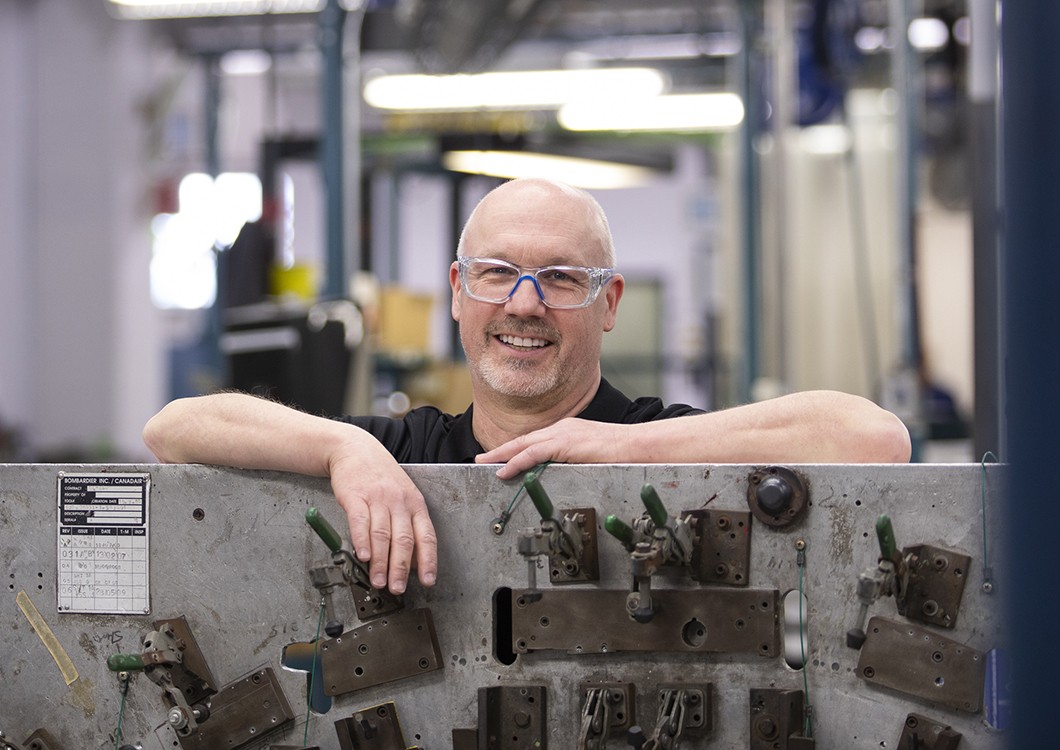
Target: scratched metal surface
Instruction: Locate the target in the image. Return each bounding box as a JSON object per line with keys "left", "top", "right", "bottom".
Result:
{"left": 0, "top": 463, "right": 1007, "bottom": 749}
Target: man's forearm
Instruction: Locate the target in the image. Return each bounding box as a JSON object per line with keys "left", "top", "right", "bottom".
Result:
{"left": 143, "top": 392, "right": 358, "bottom": 475}
{"left": 626, "top": 390, "right": 912, "bottom": 464}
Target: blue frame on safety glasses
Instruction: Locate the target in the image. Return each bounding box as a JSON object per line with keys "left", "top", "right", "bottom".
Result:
{"left": 457, "top": 256, "right": 615, "bottom": 310}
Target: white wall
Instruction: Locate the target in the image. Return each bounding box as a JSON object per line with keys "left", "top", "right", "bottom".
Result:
{"left": 0, "top": 1, "right": 34, "bottom": 440}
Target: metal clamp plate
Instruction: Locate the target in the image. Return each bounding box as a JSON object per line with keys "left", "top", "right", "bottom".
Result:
{"left": 856, "top": 616, "right": 985, "bottom": 712}
{"left": 683, "top": 509, "right": 752, "bottom": 585}
{"left": 478, "top": 685, "right": 547, "bottom": 750}
{"left": 176, "top": 667, "right": 295, "bottom": 750}
{"left": 510, "top": 588, "right": 778, "bottom": 655}
{"left": 320, "top": 608, "right": 443, "bottom": 696}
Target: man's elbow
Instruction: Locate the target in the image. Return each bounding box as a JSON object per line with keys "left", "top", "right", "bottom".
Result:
{"left": 142, "top": 401, "right": 183, "bottom": 463}
{"left": 865, "top": 412, "right": 912, "bottom": 463}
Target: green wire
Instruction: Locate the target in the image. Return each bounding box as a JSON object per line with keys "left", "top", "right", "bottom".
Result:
{"left": 798, "top": 555, "right": 813, "bottom": 737}
{"left": 980, "top": 451, "right": 999, "bottom": 589}
{"left": 492, "top": 462, "right": 552, "bottom": 533}
{"left": 114, "top": 675, "right": 128, "bottom": 750}
{"left": 303, "top": 597, "right": 326, "bottom": 747}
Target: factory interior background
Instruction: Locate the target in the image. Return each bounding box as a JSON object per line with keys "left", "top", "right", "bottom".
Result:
{"left": 0, "top": 0, "right": 989, "bottom": 464}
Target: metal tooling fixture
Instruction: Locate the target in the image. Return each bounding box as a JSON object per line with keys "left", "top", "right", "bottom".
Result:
{"left": 0, "top": 463, "right": 1006, "bottom": 748}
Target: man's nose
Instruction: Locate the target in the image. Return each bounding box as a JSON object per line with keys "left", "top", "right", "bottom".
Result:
{"left": 504, "top": 274, "right": 547, "bottom": 314}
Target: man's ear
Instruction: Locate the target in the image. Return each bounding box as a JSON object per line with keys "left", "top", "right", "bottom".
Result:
{"left": 602, "top": 274, "right": 624, "bottom": 332}
{"left": 449, "top": 262, "right": 462, "bottom": 322}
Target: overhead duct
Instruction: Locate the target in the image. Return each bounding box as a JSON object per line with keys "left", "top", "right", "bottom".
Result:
{"left": 398, "top": 0, "right": 555, "bottom": 72}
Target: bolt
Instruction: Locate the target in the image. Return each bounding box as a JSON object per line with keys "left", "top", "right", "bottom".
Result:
{"left": 514, "top": 711, "right": 531, "bottom": 728}
{"left": 795, "top": 539, "right": 806, "bottom": 551}
{"left": 167, "top": 706, "right": 189, "bottom": 730}
{"left": 755, "top": 717, "right": 778, "bottom": 740}
{"left": 982, "top": 581, "right": 994, "bottom": 594}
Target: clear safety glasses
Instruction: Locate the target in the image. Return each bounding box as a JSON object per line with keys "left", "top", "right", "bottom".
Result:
{"left": 457, "top": 256, "right": 615, "bottom": 310}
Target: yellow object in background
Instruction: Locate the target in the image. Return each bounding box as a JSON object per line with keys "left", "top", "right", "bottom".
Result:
{"left": 270, "top": 263, "right": 317, "bottom": 302}
{"left": 377, "top": 287, "right": 435, "bottom": 358}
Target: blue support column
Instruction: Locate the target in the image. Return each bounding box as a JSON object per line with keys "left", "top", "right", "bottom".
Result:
{"left": 737, "top": 0, "right": 762, "bottom": 405}
{"left": 1001, "top": 1, "right": 1060, "bottom": 744}
{"left": 320, "top": 0, "right": 346, "bottom": 300}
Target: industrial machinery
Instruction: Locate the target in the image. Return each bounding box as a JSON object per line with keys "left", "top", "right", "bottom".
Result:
{"left": 0, "top": 463, "right": 1006, "bottom": 747}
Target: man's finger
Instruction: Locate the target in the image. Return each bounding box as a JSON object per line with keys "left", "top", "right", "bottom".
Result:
{"left": 412, "top": 509, "right": 438, "bottom": 587}
{"left": 367, "top": 504, "right": 392, "bottom": 591}
{"left": 342, "top": 496, "right": 373, "bottom": 563}
{"left": 387, "top": 512, "right": 415, "bottom": 595}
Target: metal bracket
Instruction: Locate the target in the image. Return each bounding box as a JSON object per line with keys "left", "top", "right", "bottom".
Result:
{"left": 510, "top": 588, "right": 778, "bottom": 656}
{"left": 683, "top": 509, "right": 752, "bottom": 585}
{"left": 549, "top": 507, "right": 599, "bottom": 584}
{"left": 857, "top": 616, "right": 984, "bottom": 712}
{"left": 478, "top": 685, "right": 547, "bottom": 750}
{"left": 319, "top": 607, "right": 443, "bottom": 696}
{"left": 20, "top": 732, "right": 62, "bottom": 750}
{"left": 898, "top": 544, "right": 971, "bottom": 629}
{"left": 897, "top": 713, "right": 963, "bottom": 750}
{"left": 577, "top": 682, "right": 635, "bottom": 749}
{"left": 335, "top": 701, "right": 418, "bottom": 750}
{"left": 173, "top": 667, "right": 295, "bottom": 750}
{"left": 749, "top": 688, "right": 815, "bottom": 749}
{"left": 638, "top": 683, "right": 711, "bottom": 747}
{"left": 0, "top": 731, "right": 62, "bottom": 750}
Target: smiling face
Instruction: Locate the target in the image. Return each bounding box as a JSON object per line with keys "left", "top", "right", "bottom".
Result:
{"left": 450, "top": 179, "right": 624, "bottom": 412}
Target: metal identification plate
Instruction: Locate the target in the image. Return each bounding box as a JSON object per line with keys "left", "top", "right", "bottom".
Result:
{"left": 56, "top": 472, "right": 150, "bottom": 615}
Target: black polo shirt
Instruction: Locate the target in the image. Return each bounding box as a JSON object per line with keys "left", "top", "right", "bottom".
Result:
{"left": 339, "top": 378, "right": 704, "bottom": 463}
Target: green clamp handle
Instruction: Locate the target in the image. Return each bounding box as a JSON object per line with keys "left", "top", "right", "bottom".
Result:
{"left": 524, "top": 475, "right": 554, "bottom": 521}
{"left": 107, "top": 653, "right": 145, "bottom": 672}
{"left": 306, "top": 506, "right": 343, "bottom": 553}
{"left": 640, "top": 484, "right": 669, "bottom": 528}
{"left": 604, "top": 515, "right": 635, "bottom": 548}
{"left": 875, "top": 514, "right": 897, "bottom": 561}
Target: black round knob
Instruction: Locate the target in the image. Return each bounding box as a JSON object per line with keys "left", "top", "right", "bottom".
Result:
{"left": 756, "top": 476, "right": 793, "bottom": 514}
{"left": 627, "top": 725, "right": 647, "bottom": 748}
{"left": 324, "top": 620, "right": 344, "bottom": 638}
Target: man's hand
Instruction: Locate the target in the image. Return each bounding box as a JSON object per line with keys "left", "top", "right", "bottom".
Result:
{"left": 328, "top": 443, "right": 438, "bottom": 595}
{"left": 143, "top": 392, "right": 438, "bottom": 596}
{"left": 475, "top": 418, "right": 626, "bottom": 479}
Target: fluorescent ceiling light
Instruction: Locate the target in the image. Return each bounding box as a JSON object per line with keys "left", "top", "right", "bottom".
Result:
{"left": 558, "top": 92, "right": 744, "bottom": 132}
{"left": 442, "top": 151, "right": 658, "bottom": 190}
{"left": 908, "top": 17, "right": 949, "bottom": 51}
{"left": 363, "top": 68, "right": 668, "bottom": 112}
{"left": 107, "top": 0, "right": 357, "bottom": 19}
{"left": 798, "top": 124, "right": 853, "bottom": 155}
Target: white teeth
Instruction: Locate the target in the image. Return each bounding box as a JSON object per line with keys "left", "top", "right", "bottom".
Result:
{"left": 499, "top": 334, "right": 548, "bottom": 348}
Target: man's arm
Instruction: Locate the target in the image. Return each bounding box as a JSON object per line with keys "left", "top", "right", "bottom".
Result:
{"left": 477, "top": 390, "right": 912, "bottom": 479}
{"left": 143, "top": 393, "right": 437, "bottom": 594}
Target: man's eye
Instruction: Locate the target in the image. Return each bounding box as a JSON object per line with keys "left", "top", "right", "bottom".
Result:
{"left": 541, "top": 269, "right": 585, "bottom": 285}
{"left": 481, "top": 265, "right": 516, "bottom": 276}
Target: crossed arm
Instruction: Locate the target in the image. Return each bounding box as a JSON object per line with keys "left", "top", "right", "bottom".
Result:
{"left": 143, "top": 390, "right": 909, "bottom": 594}
{"left": 478, "top": 390, "right": 912, "bottom": 479}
